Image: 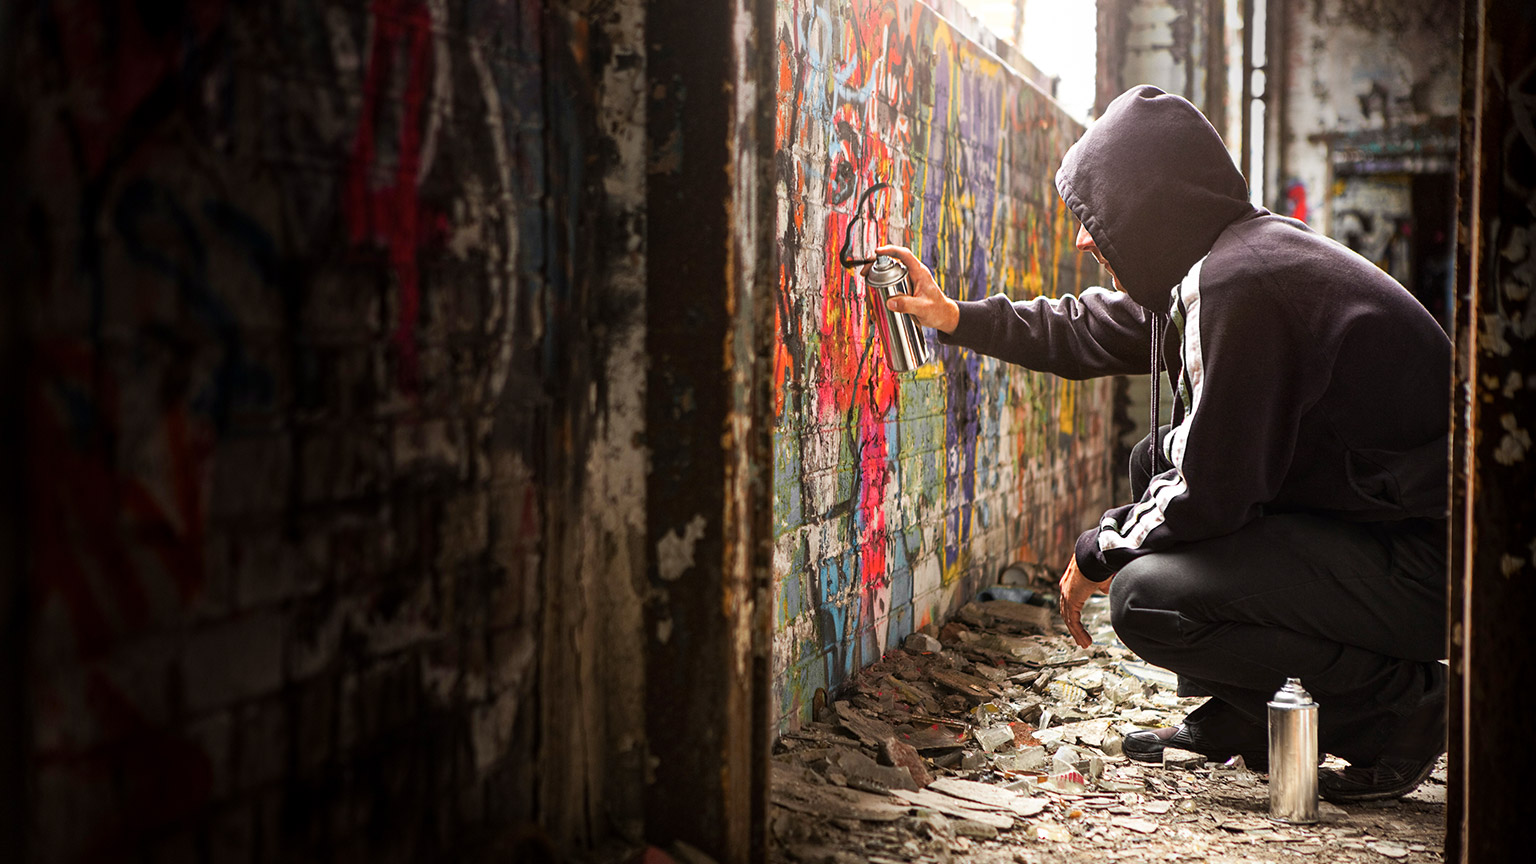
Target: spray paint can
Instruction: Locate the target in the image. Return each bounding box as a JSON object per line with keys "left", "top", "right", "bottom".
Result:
{"left": 1267, "top": 678, "right": 1319, "bottom": 824}
{"left": 864, "top": 254, "right": 930, "bottom": 373}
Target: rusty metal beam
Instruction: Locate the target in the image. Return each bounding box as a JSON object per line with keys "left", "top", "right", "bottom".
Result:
{"left": 1097, "top": 0, "right": 1130, "bottom": 115}
{"left": 1240, "top": 0, "right": 1255, "bottom": 186}
{"left": 644, "top": 0, "right": 773, "bottom": 860}
{"left": 1450, "top": 0, "right": 1536, "bottom": 859}
{"left": 1203, "top": 0, "right": 1228, "bottom": 136}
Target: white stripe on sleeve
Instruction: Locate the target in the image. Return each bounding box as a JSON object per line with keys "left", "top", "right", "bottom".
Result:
{"left": 1098, "top": 256, "right": 1207, "bottom": 553}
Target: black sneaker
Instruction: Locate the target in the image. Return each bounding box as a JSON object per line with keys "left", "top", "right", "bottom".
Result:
{"left": 1319, "top": 690, "right": 1446, "bottom": 803}
{"left": 1123, "top": 724, "right": 1269, "bottom": 772}
{"left": 1319, "top": 754, "right": 1440, "bottom": 803}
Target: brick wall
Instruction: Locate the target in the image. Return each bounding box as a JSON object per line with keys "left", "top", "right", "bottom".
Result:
{"left": 4, "top": 0, "right": 651, "bottom": 859}
{"left": 771, "top": 0, "right": 1115, "bottom": 730}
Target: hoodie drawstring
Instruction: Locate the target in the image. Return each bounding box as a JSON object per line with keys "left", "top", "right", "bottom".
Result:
{"left": 1149, "top": 312, "right": 1166, "bottom": 475}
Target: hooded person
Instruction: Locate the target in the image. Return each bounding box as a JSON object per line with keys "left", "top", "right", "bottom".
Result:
{"left": 877, "top": 84, "right": 1450, "bottom": 802}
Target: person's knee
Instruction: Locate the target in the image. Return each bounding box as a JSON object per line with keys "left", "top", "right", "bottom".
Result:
{"left": 1109, "top": 556, "right": 1190, "bottom": 657}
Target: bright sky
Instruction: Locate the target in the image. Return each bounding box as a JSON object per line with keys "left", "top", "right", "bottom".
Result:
{"left": 955, "top": 0, "right": 1098, "bottom": 122}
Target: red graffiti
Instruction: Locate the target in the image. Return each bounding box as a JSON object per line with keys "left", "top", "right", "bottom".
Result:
{"left": 30, "top": 342, "right": 211, "bottom": 656}
{"left": 819, "top": 210, "right": 899, "bottom": 589}
{"left": 345, "top": 0, "right": 437, "bottom": 393}
{"left": 1286, "top": 180, "right": 1309, "bottom": 224}
{"left": 44, "top": 0, "right": 228, "bottom": 174}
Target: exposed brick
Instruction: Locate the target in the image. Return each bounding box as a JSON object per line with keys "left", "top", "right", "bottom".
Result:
{"left": 33, "top": 763, "right": 118, "bottom": 861}
{"left": 233, "top": 700, "right": 288, "bottom": 792}
{"left": 436, "top": 490, "right": 490, "bottom": 571}
{"left": 186, "top": 710, "right": 235, "bottom": 799}
{"left": 210, "top": 435, "right": 294, "bottom": 520}
{"left": 208, "top": 802, "right": 257, "bottom": 864}
{"left": 770, "top": 0, "right": 1113, "bottom": 733}
{"left": 291, "top": 675, "right": 338, "bottom": 772}
{"left": 298, "top": 428, "right": 391, "bottom": 504}
{"left": 230, "top": 533, "right": 314, "bottom": 610}
{"left": 183, "top": 614, "right": 286, "bottom": 713}
{"left": 14, "top": 0, "right": 643, "bottom": 858}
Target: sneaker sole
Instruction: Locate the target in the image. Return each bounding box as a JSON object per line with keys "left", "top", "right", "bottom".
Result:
{"left": 1319, "top": 757, "right": 1438, "bottom": 803}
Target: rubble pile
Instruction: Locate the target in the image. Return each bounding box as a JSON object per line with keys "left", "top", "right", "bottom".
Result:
{"left": 769, "top": 593, "right": 1447, "bottom": 863}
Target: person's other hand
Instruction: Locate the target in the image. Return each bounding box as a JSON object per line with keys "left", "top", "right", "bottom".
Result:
{"left": 1058, "top": 555, "right": 1114, "bottom": 648}
{"left": 866, "top": 245, "right": 960, "bottom": 334}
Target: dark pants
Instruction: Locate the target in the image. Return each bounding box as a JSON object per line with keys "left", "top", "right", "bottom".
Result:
{"left": 1108, "top": 430, "right": 1447, "bottom": 765}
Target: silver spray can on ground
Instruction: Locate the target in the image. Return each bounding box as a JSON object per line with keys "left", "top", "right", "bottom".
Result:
{"left": 864, "top": 254, "right": 930, "bottom": 373}
{"left": 1268, "top": 678, "right": 1319, "bottom": 824}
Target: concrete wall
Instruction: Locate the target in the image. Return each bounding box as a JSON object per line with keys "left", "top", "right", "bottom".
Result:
{"left": 1274, "top": 0, "right": 1459, "bottom": 234}
{"left": 771, "top": 0, "right": 1115, "bottom": 730}
{"left": 1098, "top": 0, "right": 1234, "bottom": 142}
{"left": 2, "top": 0, "right": 668, "bottom": 859}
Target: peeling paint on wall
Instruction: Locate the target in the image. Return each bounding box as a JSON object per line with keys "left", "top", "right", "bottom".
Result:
{"left": 658, "top": 515, "right": 710, "bottom": 581}
{"left": 771, "top": 0, "right": 1113, "bottom": 730}
{"left": 1279, "top": 0, "right": 1458, "bottom": 235}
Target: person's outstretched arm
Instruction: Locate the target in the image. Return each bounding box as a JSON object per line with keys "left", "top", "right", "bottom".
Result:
{"left": 874, "top": 244, "right": 1152, "bottom": 379}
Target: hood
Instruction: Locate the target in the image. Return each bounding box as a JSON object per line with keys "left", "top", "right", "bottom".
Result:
{"left": 1055, "top": 85, "right": 1253, "bottom": 312}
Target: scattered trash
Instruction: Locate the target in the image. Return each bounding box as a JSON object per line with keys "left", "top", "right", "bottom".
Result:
{"left": 951, "top": 818, "right": 998, "bottom": 840}
{"left": 1119, "top": 660, "right": 1180, "bottom": 689}
{"left": 903, "top": 632, "right": 943, "bottom": 654}
{"left": 767, "top": 578, "right": 1445, "bottom": 862}
{"left": 1010, "top": 721, "right": 1040, "bottom": 748}
{"left": 1046, "top": 679, "right": 1089, "bottom": 706}
{"left": 1033, "top": 770, "right": 1089, "bottom": 794}
{"left": 973, "top": 724, "right": 1015, "bottom": 752}
{"left": 827, "top": 746, "right": 920, "bottom": 792}
{"left": 889, "top": 789, "right": 1013, "bottom": 830}
{"left": 977, "top": 586, "right": 1035, "bottom": 604}
{"left": 997, "top": 561, "right": 1050, "bottom": 587}
{"left": 1061, "top": 666, "right": 1104, "bottom": 692}
{"left": 878, "top": 736, "right": 931, "bottom": 788}
{"left": 928, "top": 777, "right": 1047, "bottom": 817}
{"left": 1163, "top": 747, "right": 1206, "bottom": 770}
{"left": 1101, "top": 725, "right": 1125, "bottom": 757}
{"left": 1112, "top": 816, "right": 1159, "bottom": 834}
{"left": 994, "top": 746, "right": 1049, "bottom": 773}
{"left": 978, "top": 632, "right": 1046, "bottom": 662}
{"left": 1052, "top": 743, "right": 1083, "bottom": 774}
{"left": 1028, "top": 823, "right": 1071, "bottom": 843}
{"left": 972, "top": 599, "right": 1055, "bottom": 633}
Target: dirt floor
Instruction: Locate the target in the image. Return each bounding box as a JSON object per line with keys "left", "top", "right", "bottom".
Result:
{"left": 767, "top": 586, "right": 1447, "bottom": 864}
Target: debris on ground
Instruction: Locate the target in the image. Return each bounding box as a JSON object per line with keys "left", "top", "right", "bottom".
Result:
{"left": 769, "top": 582, "right": 1447, "bottom": 863}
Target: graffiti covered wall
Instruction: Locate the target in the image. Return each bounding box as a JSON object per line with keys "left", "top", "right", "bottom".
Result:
{"left": 771, "top": 0, "right": 1115, "bottom": 729}
{"left": 4, "top": 0, "right": 654, "bottom": 859}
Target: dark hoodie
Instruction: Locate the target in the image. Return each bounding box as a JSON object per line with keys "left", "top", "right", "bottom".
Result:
{"left": 940, "top": 85, "right": 1450, "bottom": 581}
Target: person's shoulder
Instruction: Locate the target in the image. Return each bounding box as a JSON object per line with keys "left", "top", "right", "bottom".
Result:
{"left": 1212, "top": 212, "right": 1393, "bottom": 289}
{"left": 1219, "top": 211, "right": 1330, "bottom": 259}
